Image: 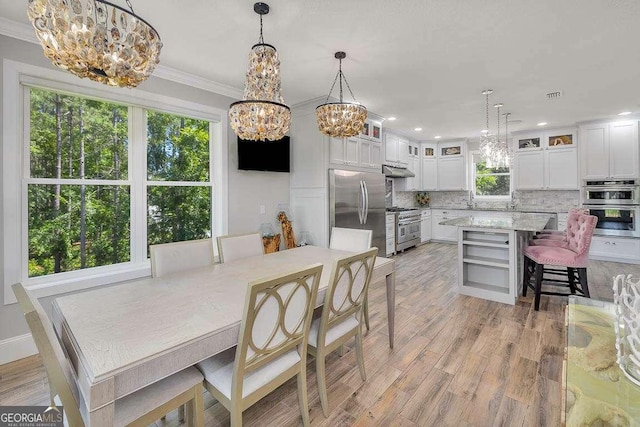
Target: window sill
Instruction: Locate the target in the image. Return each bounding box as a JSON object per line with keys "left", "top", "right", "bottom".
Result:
{"left": 4, "top": 262, "right": 152, "bottom": 305}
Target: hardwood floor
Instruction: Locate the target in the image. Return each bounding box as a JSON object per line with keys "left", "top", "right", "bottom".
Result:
{"left": 2, "top": 242, "right": 638, "bottom": 426}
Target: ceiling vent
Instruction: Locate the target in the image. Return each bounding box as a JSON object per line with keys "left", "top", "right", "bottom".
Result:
{"left": 546, "top": 90, "right": 563, "bottom": 99}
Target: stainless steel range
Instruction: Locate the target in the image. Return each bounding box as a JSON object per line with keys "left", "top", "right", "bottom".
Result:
{"left": 387, "top": 207, "right": 421, "bottom": 251}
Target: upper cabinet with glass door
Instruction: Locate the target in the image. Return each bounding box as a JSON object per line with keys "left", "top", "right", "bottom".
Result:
{"left": 512, "top": 128, "right": 578, "bottom": 190}
{"left": 360, "top": 118, "right": 383, "bottom": 143}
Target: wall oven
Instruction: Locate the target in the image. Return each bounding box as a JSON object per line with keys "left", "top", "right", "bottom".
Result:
{"left": 583, "top": 179, "right": 640, "bottom": 205}
{"left": 583, "top": 205, "right": 640, "bottom": 237}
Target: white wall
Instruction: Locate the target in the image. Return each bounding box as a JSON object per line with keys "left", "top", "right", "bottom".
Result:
{"left": 0, "top": 34, "right": 290, "bottom": 359}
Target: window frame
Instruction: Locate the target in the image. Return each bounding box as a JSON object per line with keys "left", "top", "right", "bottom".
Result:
{"left": 3, "top": 59, "right": 229, "bottom": 304}
{"left": 469, "top": 150, "right": 512, "bottom": 200}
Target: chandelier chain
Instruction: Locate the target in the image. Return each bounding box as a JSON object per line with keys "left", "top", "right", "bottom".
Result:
{"left": 496, "top": 104, "right": 501, "bottom": 142}
{"left": 485, "top": 91, "right": 490, "bottom": 131}
{"left": 125, "top": 0, "right": 135, "bottom": 14}
{"left": 323, "top": 58, "right": 358, "bottom": 104}
{"left": 258, "top": 13, "right": 264, "bottom": 44}
{"left": 324, "top": 71, "right": 340, "bottom": 104}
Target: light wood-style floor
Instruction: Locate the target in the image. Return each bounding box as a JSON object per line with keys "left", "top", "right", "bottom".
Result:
{"left": 2, "top": 242, "right": 639, "bottom": 426}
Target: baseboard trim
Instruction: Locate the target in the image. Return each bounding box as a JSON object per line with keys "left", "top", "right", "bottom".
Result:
{"left": 0, "top": 333, "right": 37, "bottom": 366}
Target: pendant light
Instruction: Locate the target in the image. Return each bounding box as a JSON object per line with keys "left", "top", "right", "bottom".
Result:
{"left": 316, "top": 52, "right": 368, "bottom": 138}
{"left": 229, "top": 2, "right": 291, "bottom": 142}
{"left": 28, "top": 0, "right": 162, "bottom": 88}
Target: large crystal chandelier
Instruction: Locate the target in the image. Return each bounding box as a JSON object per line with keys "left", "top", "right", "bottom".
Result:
{"left": 479, "top": 90, "right": 511, "bottom": 168}
{"left": 27, "top": 0, "right": 162, "bottom": 88}
{"left": 316, "top": 52, "right": 367, "bottom": 138}
{"left": 229, "top": 2, "right": 291, "bottom": 142}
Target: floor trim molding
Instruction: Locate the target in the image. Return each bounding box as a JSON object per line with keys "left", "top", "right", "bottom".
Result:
{"left": 0, "top": 333, "right": 37, "bottom": 366}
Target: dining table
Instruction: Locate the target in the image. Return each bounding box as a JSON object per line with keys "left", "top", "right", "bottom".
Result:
{"left": 51, "top": 245, "right": 396, "bottom": 425}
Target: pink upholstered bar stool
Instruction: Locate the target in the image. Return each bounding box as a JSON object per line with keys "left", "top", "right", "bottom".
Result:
{"left": 522, "top": 212, "right": 598, "bottom": 311}
{"left": 533, "top": 208, "right": 589, "bottom": 241}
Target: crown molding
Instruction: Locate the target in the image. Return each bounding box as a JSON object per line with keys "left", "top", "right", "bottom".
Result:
{"left": 0, "top": 17, "right": 243, "bottom": 99}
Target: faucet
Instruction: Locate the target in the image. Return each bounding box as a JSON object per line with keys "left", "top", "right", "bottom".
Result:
{"left": 467, "top": 191, "right": 475, "bottom": 208}
{"left": 508, "top": 191, "right": 517, "bottom": 210}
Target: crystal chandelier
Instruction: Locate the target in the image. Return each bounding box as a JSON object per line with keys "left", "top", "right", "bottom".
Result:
{"left": 27, "top": 0, "right": 162, "bottom": 88}
{"left": 229, "top": 2, "right": 291, "bottom": 142}
{"left": 316, "top": 52, "right": 367, "bottom": 138}
{"left": 479, "top": 90, "right": 511, "bottom": 168}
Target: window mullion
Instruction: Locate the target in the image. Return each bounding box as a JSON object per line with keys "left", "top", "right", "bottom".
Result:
{"left": 130, "top": 106, "right": 148, "bottom": 263}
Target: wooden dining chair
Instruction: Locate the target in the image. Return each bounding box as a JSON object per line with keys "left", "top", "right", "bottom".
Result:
{"left": 307, "top": 248, "right": 378, "bottom": 417}
{"left": 216, "top": 233, "right": 264, "bottom": 263}
{"left": 196, "top": 263, "right": 322, "bottom": 426}
{"left": 12, "top": 283, "right": 205, "bottom": 427}
{"left": 329, "top": 227, "right": 374, "bottom": 331}
{"left": 150, "top": 238, "right": 215, "bottom": 277}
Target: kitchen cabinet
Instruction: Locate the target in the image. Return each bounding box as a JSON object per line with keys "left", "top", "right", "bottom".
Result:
{"left": 420, "top": 209, "right": 431, "bottom": 243}
{"left": 361, "top": 118, "right": 383, "bottom": 143}
{"left": 513, "top": 128, "right": 578, "bottom": 190}
{"left": 432, "top": 209, "right": 463, "bottom": 242}
{"left": 420, "top": 143, "right": 437, "bottom": 191}
{"left": 290, "top": 99, "right": 384, "bottom": 247}
{"left": 404, "top": 143, "right": 421, "bottom": 191}
{"left": 437, "top": 141, "right": 467, "bottom": 191}
{"left": 386, "top": 212, "right": 396, "bottom": 256}
{"left": 384, "top": 132, "right": 409, "bottom": 167}
{"left": 581, "top": 120, "right": 639, "bottom": 179}
{"left": 589, "top": 236, "right": 640, "bottom": 263}
{"left": 330, "top": 136, "right": 381, "bottom": 170}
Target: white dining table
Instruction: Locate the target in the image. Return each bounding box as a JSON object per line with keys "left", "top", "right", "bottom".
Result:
{"left": 51, "top": 245, "right": 396, "bottom": 425}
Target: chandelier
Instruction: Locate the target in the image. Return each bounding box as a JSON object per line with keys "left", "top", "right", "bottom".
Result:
{"left": 27, "top": 0, "right": 162, "bottom": 88}
{"left": 316, "top": 52, "right": 367, "bottom": 138}
{"left": 229, "top": 2, "right": 291, "bottom": 142}
{"left": 479, "top": 90, "right": 511, "bottom": 168}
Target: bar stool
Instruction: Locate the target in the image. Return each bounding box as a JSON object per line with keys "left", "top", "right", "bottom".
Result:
{"left": 522, "top": 212, "right": 598, "bottom": 310}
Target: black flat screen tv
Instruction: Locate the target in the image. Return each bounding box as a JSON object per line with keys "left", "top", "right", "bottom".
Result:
{"left": 237, "top": 136, "right": 290, "bottom": 172}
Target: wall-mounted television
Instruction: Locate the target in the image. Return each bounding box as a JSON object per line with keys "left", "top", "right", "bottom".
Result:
{"left": 237, "top": 136, "right": 290, "bottom": 172}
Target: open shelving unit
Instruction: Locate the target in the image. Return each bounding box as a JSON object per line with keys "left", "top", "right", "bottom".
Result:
{"left": 458, "top": 228, "right": 517, "bottom": 304}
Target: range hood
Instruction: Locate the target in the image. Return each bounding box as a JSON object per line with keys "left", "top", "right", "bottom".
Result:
{"left": 383, "top": 164, "right": 415, "bottom": 178}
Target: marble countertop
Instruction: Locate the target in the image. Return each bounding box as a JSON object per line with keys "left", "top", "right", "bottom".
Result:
{"left": 428, "top": 206, "right": 565, "bottom": 213}
{"left": 439, "top": 213, "right": 553, "bottom": 231}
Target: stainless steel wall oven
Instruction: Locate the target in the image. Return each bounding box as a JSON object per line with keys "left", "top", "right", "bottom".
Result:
{"left": 583, "top": 179, "right": 640, "bottom": 205}
{"left": 583, "top": 205, "right": 640, "bottom": 237}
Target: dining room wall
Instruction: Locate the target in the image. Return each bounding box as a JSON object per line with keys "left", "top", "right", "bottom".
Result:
{"left": 0, "top": 34, "right": 290, "bottom": 361}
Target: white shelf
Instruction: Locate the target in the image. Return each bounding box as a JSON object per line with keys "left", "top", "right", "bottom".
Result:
{"left": 462, "top": 255, "right": 509, "bottom": 269}
{"left": 462, "top": 280, "right": 510, "bottom": 294}
{"left": 462, "top": 238, "right": 509, "bottom": 248}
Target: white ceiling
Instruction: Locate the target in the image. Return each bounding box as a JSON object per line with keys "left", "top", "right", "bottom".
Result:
{"left": 2, "top": 0, "right": 640, "bottom": 140}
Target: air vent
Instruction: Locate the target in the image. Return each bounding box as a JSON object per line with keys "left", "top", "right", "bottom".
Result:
{"left": 546, "top": 90, "right": 563, "bottom": 99}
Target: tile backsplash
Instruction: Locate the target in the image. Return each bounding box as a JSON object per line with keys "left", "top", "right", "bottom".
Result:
{"left": 395, "top": 189, "right": 580, "bottom": 212}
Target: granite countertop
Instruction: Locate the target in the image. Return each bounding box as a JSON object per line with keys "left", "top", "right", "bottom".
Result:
{"left": 428, "top": 206, "right": 565, "bottom": 213}
{"left": 439, "top": 213, "right": 553, "bottom": 232}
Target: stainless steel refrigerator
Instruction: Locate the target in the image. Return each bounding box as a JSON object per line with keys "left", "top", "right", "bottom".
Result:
{"left": 329, "top": 169, "right": 386, "bottom": 252}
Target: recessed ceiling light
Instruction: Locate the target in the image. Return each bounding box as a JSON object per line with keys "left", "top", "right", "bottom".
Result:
{"left": 619, "top": 111, "right": 632, "bottom": 116}
{"left": 387, "top": 116, "right": 397, "bottom": 121}
{"left": 414, "top": 127, "right": 422, "bottom": 131}
{"left": 434, "top": 135, "right": 442, "bottom": 139}
{"left": 537, "top": 122, "right": 547, "bottom": 126}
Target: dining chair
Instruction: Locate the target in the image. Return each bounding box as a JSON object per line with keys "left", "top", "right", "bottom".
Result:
{"left": 196, "top": 263, "right": 322, "bottom": 426}
{"left": 12, "top": 283, "right": 205, "bottom": 427}
{"left": 216, "top": 233, "right": 264, "bottom": 263}
{"left": 329, "top": 227, "right": 374, "bottom": 331}
{"left": 150, "top": 238, "right": 215, "bottom": 277}
{"left": 307, "top": 247, "right": 378, "bottom": 417}
{"left": 522, "top": 212, "right": 598, "bottom": 310}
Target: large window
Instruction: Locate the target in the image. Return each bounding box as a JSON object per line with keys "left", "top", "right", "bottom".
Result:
{"left": 3, "top": 60, "right": 227, "bottom": 301}
{"left": 471, "top": 152, "right": 511, "bottom": 198}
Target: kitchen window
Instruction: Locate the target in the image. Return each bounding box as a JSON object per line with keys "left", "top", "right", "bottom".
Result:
{"left": 3, "top": 60, "right": 227, "bottom": 302}
{"left": 470, "top": 151, "right": 512, "bottom": 199}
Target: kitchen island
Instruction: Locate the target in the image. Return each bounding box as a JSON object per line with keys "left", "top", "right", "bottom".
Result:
{"left": 440, "top": 213, "right": 552, "bottom": 304}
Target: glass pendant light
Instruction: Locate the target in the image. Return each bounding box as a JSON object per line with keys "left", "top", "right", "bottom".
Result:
{"left": 479, "top": 89, "right": 499, "bottom": 167}
{"left": 316, "top": 52, "right": 368, "bottom": 138}
{"left": 229, "top": 2, "right": 291, "bottom": 142}
{"left": 28, "top": 0, "right": 162, "bottom": 88}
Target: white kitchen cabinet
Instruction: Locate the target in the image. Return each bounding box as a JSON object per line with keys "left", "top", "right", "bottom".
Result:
{"left": 345, "top": 137, "right": 359, "bottom": 164}
{"left": 331, "top": 136, "right": 382, "bottom": 170}
{"left": 421, "top": 143, "right": 437, "bottom": 191}
{"left": 398, "top": 137, "right": 409, "bottom": 166}
{"left": 513, "top": 129, "right": 578, "bottom": 190}
{"left": 386, "top": 212, "right": 396, "bottom": 256}
{"left": 384, "top": 133, "right": 399, "bottom": 165}
{"left": 432, "top": 209, "right": 463, "bottom": 242}
{"left": 589, "top": 236, "right": 640, "bottom": 264}
{"left": 420, "top": 209, "right": 432, "bottom": 243}
{"left": 403, "top": 143, "right": 421, "bottom": 191}
{"left": 437, "top": 141, "right": 467, "bottom": 191}
{"left": 581, "top": 120, "right": 639, "bottom": 180}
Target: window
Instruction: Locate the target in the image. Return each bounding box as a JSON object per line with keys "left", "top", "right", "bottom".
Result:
{"left": 3, "top": 60, "right": 228, "bottom": 301}
{"left": 471, "top": 152, "right": 511, "bottom": 198}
